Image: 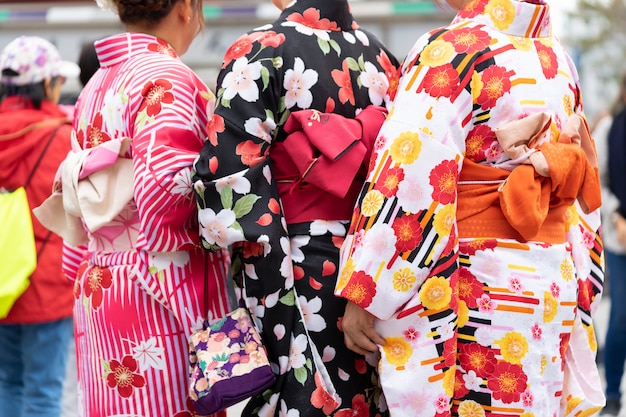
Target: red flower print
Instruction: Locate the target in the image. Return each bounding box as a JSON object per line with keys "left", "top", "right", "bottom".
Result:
{"left": 74, "top": 261, "right": 89, "bottom": 299}
{"left": 487, "top": 361, "right": 528, "bottom": 404}
{"left": 443, "top": 27, "right": 491, "bottom": 55}
{"left": 429, "top": 159, "right": 458, "bottom": 204}
{"left": 377, "top": 49, "right": 400, "bottom": 101}
{"left": 340, "top": 270, "right": 377, "bottom": 308}
{"left": 335, "top": 394, "right": 369, "bottom": 417}
{"left": 206, "top": 113, "right": 225, "bottom": 146}
{"left": 332, "top": 59, "right": 355, "bottom": 105}
{"left": 578, "top": 278, "right": 594, "bottom": 312}
{"left": 375, "top": 166, "right": 404, "bottom": 197}
{"left": 522, "top": 389, "right": 534, "bottom": 407}
{"left": 85, "top": 112, "right": 111, "bottom": 148}
{"left": 475, "top": 65, "right": 515, "bottom": 110}
{"left": 236, "top": 140, "right": 265, "bottom": 167}
{"left": 460, "top": 239, "right": 497, "bottom": 256}
{"left": 458, "top": 342, "right": 496, "bottom": 379}
{"left": 286, "top": 8, "right": 339, "bottom": 32}
{"left": 106, "top": 355, "right": 146, "bottom": 398}
{"left": 458, "top": 0, "right": 486, "bottom": 18}
{"left": 465, "top": 124, "right": 495, "bottom": 162}
{"left": 354, "top": 358, "right": 367, "bottom": 374}
{"left": 257, "top": 31, "right": 286, "bottom": 48}
{"left": 420, "top": 64, "right": 460, "bottom": 98}
{"left": 310, "top": 371, "right": 340, "bottom": 415}
{"left": 531, "top": 323, "right": 542, "bottom": 340}
{"left": 454, "top": 368, "right": 470, "bottom": 398}
{"left": 559, "top": 333, "right": 570, "bottom": 370}
{"left": 534, "top": 41, "right": 558, "bottom": 79}
{"left": 440, "top": 337, "right": 457, "bottom": 368}
{"left": 392, "top": 213, "right": 423, "bottom": 253}
{"left": 140, "top": 79, "right": 174, "bottom": 116}
{"left": 222, "top": 33, "right": 256, "bottom": 68}
{"left": 550, "top": 281, "right": 560, "bottom": 298}
{"left": 403, "top": 326, "right": 420, "bottom": 342}
{"left": 147, "top": 39, "right": 176, "bottom": 57}
{"left": 458, "top": 268, "right": 484, "bottom": 309}
{"left": 83, "top": 265, "right": 113, "bottom": 310}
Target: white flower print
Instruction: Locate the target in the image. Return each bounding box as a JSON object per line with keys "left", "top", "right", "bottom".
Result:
{"left": 198, "top": 208, "right": 244, "bottom": 247}
{"left": 361, "top": 223, "right": 397, "bottom": 261}
{"left": 436, "top": 321, "right": 455, "bottom": 340}
{"left": 397, "top": 178, "right": 431, "bottom": 214}
{"left": 310, "top": 220, "right": 347, "bottom": 236}
{"left": 258, "top": 393, "right": 280, "bottom": 417}
{"left": 474, "top": 327, "right": 495, "bottom": 346}
{"left": 222, "top": 57, "right": 262, "bottom": 102}
{"left": 354, "top": 30, "right": 370, "bottom": 46}
{"left": 244, "top": 263, "right": 259, "bottom": 280}
{"left": 322, "top": 345, "right": 336, "bottom": 362}
{"left": 149, "top": 251, "right": 189, "bottom": 271}
{"left": 279, "top": 399, "right": 301, "bottom": 417}
{"left": 398, "top": 389, "right": 436, "bottom": 417}
{"left": 170, "top": 168, "right": 193, "bottom": 198}
{"left": 359, "top": 62, "right": 389, "bottom": 106}
{"left": 298, "top": 295, "right": 326, "bottom": 332}
{"left": 463, "top": 370, "right": 483, "bottom": 391}
{"left": 343, "top": 32, "right": 356, "bottom": 44}
{"left": 132, "top": 337, "right": 165, "bottom": 371}
{"left": 290, "top": 235, "right": 310, "bottom": 263}
{"left": 283, "top": 57, "right": 318, "bottom": 109}
{"left": 280, "top": 237, "right": 295, "bottom": 289}
{"left": 280, "top": 333, "right": 307, "bottom": 370}
{"left": 244, "top": 116, "right": 277, "bottom": 143}
{"left": 215, "top": 169, "right": 251, "bottom": 194}
{"left": 282, "top": 20, "right": 331, "bottom": 41}
{"left": 102, "top": 88, "right": 126, "bottom": 135}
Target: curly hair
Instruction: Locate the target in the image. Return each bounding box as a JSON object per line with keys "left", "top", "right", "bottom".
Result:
{"left": 113, "top": 0, "right": 178, "bottom": 26}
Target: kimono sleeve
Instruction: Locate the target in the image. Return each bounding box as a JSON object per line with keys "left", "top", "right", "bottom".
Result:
{"left": 336, "top": 34, "right": 473, "bottom": 321}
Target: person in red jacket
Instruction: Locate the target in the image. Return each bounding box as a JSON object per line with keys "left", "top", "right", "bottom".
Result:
{"left": 0, "top": 35, "right": 79, "bottom": 417}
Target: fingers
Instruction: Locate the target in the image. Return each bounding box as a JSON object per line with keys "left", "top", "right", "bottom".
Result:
{"left": 342, "top": 301, "right": 385, "bottom": 355}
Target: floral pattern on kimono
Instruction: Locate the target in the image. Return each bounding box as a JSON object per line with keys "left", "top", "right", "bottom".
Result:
{"left": 335, "top": 1, "right": 604, "bottom": 416}
{"left": 192, "top": 0, "right": 400, "bottom": 415}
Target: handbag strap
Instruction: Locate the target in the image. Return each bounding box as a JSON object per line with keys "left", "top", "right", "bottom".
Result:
{"left": 24, "top": 119, "right": 69, "bottom": 188}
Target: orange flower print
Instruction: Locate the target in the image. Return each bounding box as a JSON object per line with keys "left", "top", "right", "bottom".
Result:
{"left": 420, "top": 63, "right": 460, "bottom": 98}
{"left": 375, "top": 166, "right": 404, "bottom": 197}
{"left": 534, "top": 40, "right": 558, "bottom": 79}
{"left": 222, "top": 33, "right": 256, "bottom": 68}
{"left": 442, "top": 27, "right": 491, "bottom": 55}
{"left": 310, "top": 371, "right": 340, "bottom": 415}
{"left": 84, "top": 112, "right": 111, "bottom": 148}
{"left": 458, "top": 268, "right": 484, "bottom": 309}
{"left": 458, "top": 0, "right": 486, "bottom": 18}
{"left": 392, "top": 213, "right": 423, "bottom": 252}
{"left": 236, "top": 140, "right": 265, "bottom": 167}
{"left": 465, "top": 124, "right": 495, "bottom": 162}
{"left": 458, "top": 342, "right": 496, "bottom": 379}
{"left": 332, "top": 59, "right": 355, "bottom": 105}
{"left": 334, "top": 394, "right": 369, "bottom": 417}
{"left": 285, "top": 8, "right": 339, "bottom": 33}
{"left": 83, "top": 265, "right": 113, "bottom": 310}
{"left": 140, "top": 79, "right": 174, "bottom": 116}
{"left": 106, "top": 355, "right": 146, "bottom": 398}
{"left": 578, "top": 278, "right": 594, "bottom": 312}
{"left": 475, "top": 65, "right": 515, "bottom": 110}
{"left": 257, "top": 31, "right": 286, "bottom": 48}
{"left": 147, "top": 38, "right": 176, "bottom": 57}
{"left": 430, "top": 159, "right": 458, "bottom": 204}
{"left": 206, "top": 113, "right": 225, "bottom": 146}
{"left": 340, "top": 270, "right": 376, "bottom": 308}
{"left": 377, "top": 49, "right": 400, "bottom": 101}
{"left": 487, "top": 361, "right": 528, "bottom": 404}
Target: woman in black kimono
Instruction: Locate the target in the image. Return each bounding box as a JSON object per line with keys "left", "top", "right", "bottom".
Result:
{"left": 192, "top": 0, "right": 399, "bottom": 415}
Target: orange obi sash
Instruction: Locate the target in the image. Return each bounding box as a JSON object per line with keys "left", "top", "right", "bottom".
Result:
{"left": 457, "top": 112, "right": 601, "bottom": 244}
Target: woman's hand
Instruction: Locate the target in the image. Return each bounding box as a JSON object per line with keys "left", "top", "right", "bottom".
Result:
{"left": 341, "top": 300, "right": 385, "bottom": 356}
{"left": 616, "top": 212, "right": 626, "bottom": 248}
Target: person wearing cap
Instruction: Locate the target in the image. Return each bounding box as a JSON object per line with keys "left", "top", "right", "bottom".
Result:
{"left": 0, "top": 35, "right": 80, "bottom": 417}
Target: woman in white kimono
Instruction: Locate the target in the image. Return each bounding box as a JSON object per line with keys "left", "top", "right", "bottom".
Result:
{"left": 336, "top": 1, "right": 606, "bottom": 416}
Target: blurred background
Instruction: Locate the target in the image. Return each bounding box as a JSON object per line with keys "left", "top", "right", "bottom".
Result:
{"left": 0, "top": 0, "right": 622, "bottom": 124}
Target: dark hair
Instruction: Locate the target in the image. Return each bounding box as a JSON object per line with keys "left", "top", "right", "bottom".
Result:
{"left": 114, "top": 0, "right": 203, "bottom": 29}
{"left": 78, "top": 40, "right": 100, "bottom": 87}
{"left": 0, "top": 69, "right": 60, "bottom": 109}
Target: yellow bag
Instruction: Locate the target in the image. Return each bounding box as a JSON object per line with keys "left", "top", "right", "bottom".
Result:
{"left": 0, "top": 187, "right": 36, "bottom": 318}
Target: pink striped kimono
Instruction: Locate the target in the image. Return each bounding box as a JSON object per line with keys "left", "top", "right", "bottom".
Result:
{"left": 66, "top": 33, "right": 231, "bottom": 417}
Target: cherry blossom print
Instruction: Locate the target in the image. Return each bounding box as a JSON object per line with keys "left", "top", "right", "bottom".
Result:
{"left": 147, "top": 38, "right": 176, "bottom": 57}
{"left": 206, "top": 113, "right": 225, "bottom": 146}
{"left": 359, "top": 61, "right": 389, "bottom": 105}
{"left": 222, "top": 33, "right": 258, "bottom": 68}
{"left": 332, "top": 59, "right": 355, "bottom": 105}
{"left": 360, "top": 223, "right": 398, "bottom": 261}
{"left": 221, "top": 57, "right": 262, "bottom": 102}
{"left": 334, "top": 394, "right": 369, "bottom": 417}
{"left": 474, "top": 65, "right": 515, "bottom": 110}
{"left": 139, "top": 79, "right": 174, "bottom": 116}
{"left": 508, "top": 276, "right": 524, "bottom": 294}
{"left": 215, "top": 170, "right": 252, "bottom": 194}
{"left": 83, "top": 265, "right": 113, "bottom": 309}
{"left": 375, "top": 166, "right": 405, "bottom": 197}
{"left": 81, "top": 112, "right": 111, "bottom": 148}
{"left": 282, "top": 8, "right": 340, "bottom": 41}
{"left": 284, "top": 57, "right": 319, "bottom": 109}
{"left": 244, "top": 116, "right": 277, "bottom": 143}
{"left": 298, "top": 295, "right": 326, "bottom": 332}
{"left": 430, "top": 159, "right": 458, "bottom": 204}
{"left": 310, "top": 371, "right": 340, "bottom": 415}
{"left": 106, "top": 355, "right": 146, "bottom": 398}
{"left": 403, "top": 326, "right": 420, "bottom": 342}
{"left": 534, "top": 40, "right": 558, "bottom": 79}
{"left": 465, "top": 124, "right": 496, "bottom": 162}
{"left": 377, "top": 49, "right": 399, "bottom": 101}
{"left": 257, "top": 31, "right": 286, "bottom": 48}
{"left": 392, "top": 213, "right": 423, "bottom": 253}
{"left": 443, "top": 27, "right": 491, "bottom": 55}
{"left": 132, "top": 337, "right": 165, "bottom": 371}
{"left": 487, "top": 361, "right": 528, "bottom": 404}
{"left": 236, "top": 140, "right": 265, "bottom": 167}
{"left": 279, "top": 399, "right": 301, "bottom": 417}
{"left": 550, "top": 281, "right": 560, "bottom": 298}
{"left": 339, "top": 270, "right": 376, "bottom": 308}
{"left": 420, "top": 63, "right": 460, "bottom": 99}
{"left": 476, "top": 294, "right": 496, "bottom": 314}
{"left": 198, "top": 208, "right": 244, "bottom": 247}
{"left": 397, "top": 177, "right": 430, "bottom": 214}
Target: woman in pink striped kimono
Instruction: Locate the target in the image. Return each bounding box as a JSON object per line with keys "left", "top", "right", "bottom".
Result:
{"left": 39, "top": 1, "right": 231, "bottom": 416}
